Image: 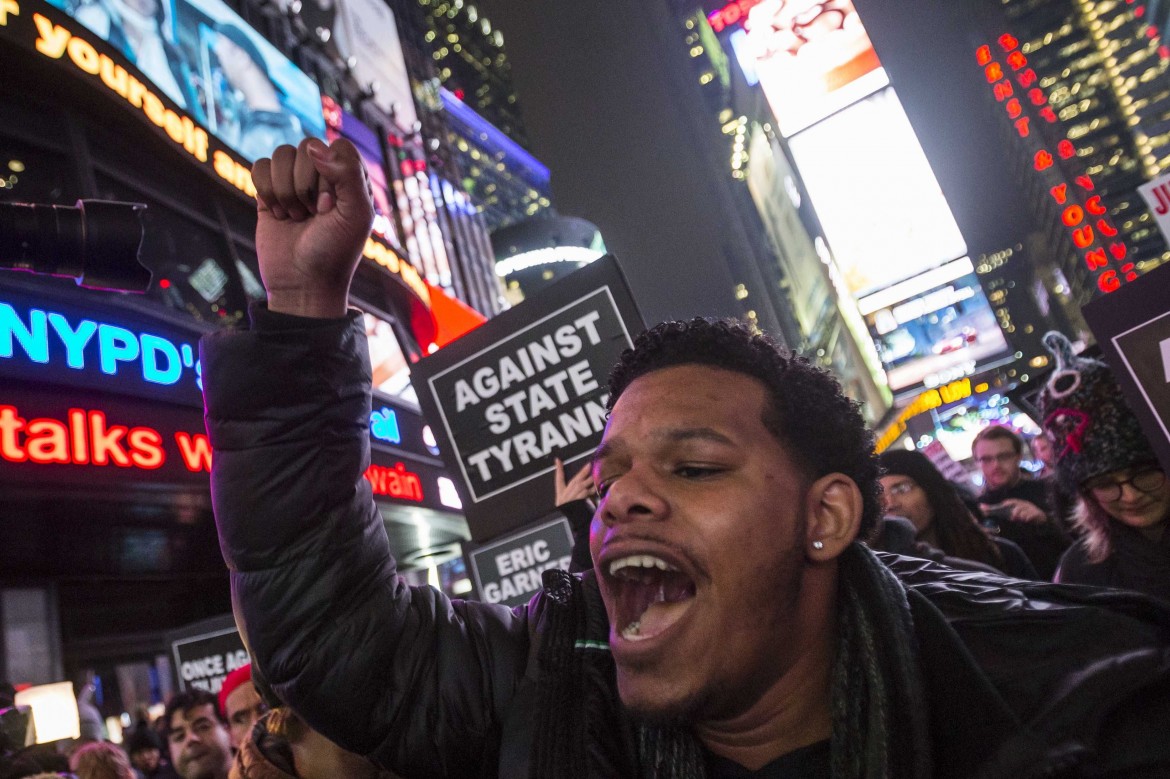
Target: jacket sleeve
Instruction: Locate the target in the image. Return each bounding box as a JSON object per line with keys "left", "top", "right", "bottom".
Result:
{"left": 201, "top": 310, "right": 530, "bottom": 779}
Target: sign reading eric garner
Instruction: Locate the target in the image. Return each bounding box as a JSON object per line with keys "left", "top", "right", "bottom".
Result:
{"left": 411, "top": 256, "right": 643, "bottom": 542}
{"left": 465, "top": 516, "right": 574, "bottom": 608}
{"left": 1082, "top": 260, "right": 1170, "bottom": 476}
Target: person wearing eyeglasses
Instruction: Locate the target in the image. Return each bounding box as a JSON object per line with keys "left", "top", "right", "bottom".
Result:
{"left": 1038, "top": 332, "right": 1170, "bottom": 604}
{"left": 971, "top": 425, "right": 1069, "bottom": 579}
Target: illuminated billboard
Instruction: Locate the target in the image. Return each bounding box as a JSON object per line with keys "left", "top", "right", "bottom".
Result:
{"left": 45, "top": 0, "right": 324, "bottom": 163}
{"left": 857, "top": 258, "right": 1009, "bottom": 393}
{"left": 363, "top": 312, "right": 416, "bottom": 405}
{"left": 742, "top": 0, "right": 887, "bottom": 137}
{"left": 274, "top": 0, "right": 417, "bottom": 132}
{"left": 787, "top": 88, "right": 968, "bottom": 299}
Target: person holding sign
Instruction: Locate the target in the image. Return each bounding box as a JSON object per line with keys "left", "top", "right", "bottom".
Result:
{"left": 1039, "top": 332, "right": 1170, "bottom": 603}
{"left": 201, "top": 138, "right": 1170, "bottom": 777}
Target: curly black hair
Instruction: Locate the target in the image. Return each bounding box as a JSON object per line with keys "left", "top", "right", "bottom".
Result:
{"left": 607, "top": 318, "right": 882, "bottom": 537}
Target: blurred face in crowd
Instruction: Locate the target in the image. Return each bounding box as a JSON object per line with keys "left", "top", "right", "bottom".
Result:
{"left": 224, "top": 680, "right": 266, "bottom": 749}
{"left": 590, "top": 365, "right": 818, "bottom": 722}
{"left": 167, "top": 703, "right": 232, "bottom": 779}
{"left": 1084, "top": 465, "right": 1170, "bottom": 540}
{"left": 1031, "top": 435, "right": 1056, "bottom": 468}
{"left": 879, "top": 475, "right": 933, "bottom": 535}
{"left": 974, "top": 437, "right": 1021, "bottom": 491}
{"left": 130, "top": 745, "right": 161, "bottom": 773}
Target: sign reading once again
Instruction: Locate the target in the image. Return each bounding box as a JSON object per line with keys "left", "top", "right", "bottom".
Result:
{"left": 1082, "top": 260, "right": 1170, "bottom": 475}
{"left": 168, "top": 615, "right": 248, "bottom": 694}
{"left": 465, "top": 517, "right": 574, "bottom": 609}
{"left": 412, "top": 256, "right": 643, "bottom": 542}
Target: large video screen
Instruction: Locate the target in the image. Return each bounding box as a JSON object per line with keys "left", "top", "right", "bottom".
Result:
{"left": 787, "top": 88, "right": 968, "bottom": 299}
{"left": 274, "top": 0, "right": 417, "bottom": 132}
{"left": 857, "top": 258, "right": 1009, "bottom": 393}
{"left": 743, "top": 0, "right": 887, "bottom": 137}
{"left": 46, "top": 0, "right": 325, "bottom": 162}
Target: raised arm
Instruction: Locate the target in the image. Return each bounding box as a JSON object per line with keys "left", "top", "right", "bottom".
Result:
{"left": 202, "top": 138, "right": 530, "bottom": 777}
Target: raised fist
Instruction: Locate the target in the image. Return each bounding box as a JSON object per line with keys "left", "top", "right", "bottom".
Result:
{"left": 250, "top": 137, "right": 375, "bottom": 318}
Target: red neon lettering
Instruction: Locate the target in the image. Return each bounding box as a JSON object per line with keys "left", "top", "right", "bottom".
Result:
{"left": 985, "top": 63, "right": 1004, "bottom": 82}
{"left": 1075, "top": 175, "right": 1095, "bottom": 190}
{"left": 1007, "top": 51, "right": 1028, "bottom": 70}
{"left": 976, "top": 45, "right": 992, "bottom": 65}
{"left": 1097, "top": 218, "right": 1119, "bottom": 237}
{"left": 1098, "top": 270, "right": 1121, "bottom": 293}
{"left": 1121, "top": 262, "right": 1138, "bottom": 281}
{"left": 174, "top": 432, "right": 212, "bottom": 472}
{"left": 1062, "top": 205, "right": 1084, "bottom": 226}
{"left": 69, "top": 409, "right": 88, "bottom": 464}
{"left": 0, "top": 406, "right": 25, "bottom": 462}
{"left": 26, "top": 418, "right": 69, "bottom": 464}
{"left": 1040, "top": 106, "right": 1058, "bottom": 123}
{"left": 89, "top": 411, "right": 130, "bottom": 466}
{"left": 1006, "top": 98, "right": 1023, "bottom": 118}
{"left": 1029, "top": 87, "right": 1046, "bottom": 105}
{"left": 1085, "top": 195, "right": 1106, "bottom": 215}
{"left": 1109, "top": 242, "right": 1127, "bottom": 260}
{"left": 1058, "top": 140, "right": 1076, "bottom": 159}
{"left": 1017, "top": 68, "right": 1038, "bottom": 87}
{"left": 1050, "top": 184, "right": 1069, "bottom": 204}
{"left": 998, "top": 33, "right": 1020, "bottom": 52}
{"left": 1014, "top": 117, "right": 1031, "bottom": 137}
{"left": 0, "top": 405, "right": 170, "bottom": 469}
{"left": 1084, "top": 248, "right": 1108, "bottom": 270}
{"left": 1034, "top": 150, "right": 1054, "bottom": 170}
{"left": 993, "top": 81, "right": 1014, "bottom": 101}
{"left": 129, "top": 428, "right": 164, "bottom": 469}
{"left": 364, "top": 462, "right": 424, "bottom": 501}
{"left": 1072, "top": 226, "right": 1094, "bottom": 248}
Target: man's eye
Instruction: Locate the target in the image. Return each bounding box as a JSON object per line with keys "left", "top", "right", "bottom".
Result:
{"left": 675, "top": 465, "right": 722, "bottom": 479}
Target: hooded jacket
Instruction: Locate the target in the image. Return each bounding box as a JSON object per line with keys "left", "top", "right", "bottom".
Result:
{"left": 203, "top": 310, "right": 1170, "bottom": 778}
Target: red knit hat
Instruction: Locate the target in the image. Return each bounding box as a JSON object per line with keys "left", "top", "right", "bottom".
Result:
{"left": 219, "top": 664, "right": 253, "bottom": 718}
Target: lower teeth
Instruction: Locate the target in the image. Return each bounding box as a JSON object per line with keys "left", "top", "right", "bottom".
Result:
{"left": 622, "top": 620, "right": 642, "bottom": 640}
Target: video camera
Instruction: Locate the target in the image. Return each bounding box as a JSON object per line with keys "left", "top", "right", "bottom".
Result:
{"left": 0, "top": 199, "right": 151, "bottom": 292}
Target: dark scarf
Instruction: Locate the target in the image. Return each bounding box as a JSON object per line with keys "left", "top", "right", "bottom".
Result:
{"left": 530, "top": 544, "right": 933, "bottom": 779}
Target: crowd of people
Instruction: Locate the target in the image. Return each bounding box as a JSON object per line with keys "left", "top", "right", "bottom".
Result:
{"left": 3, "top": 137, "right": 1169, "bottom": 777}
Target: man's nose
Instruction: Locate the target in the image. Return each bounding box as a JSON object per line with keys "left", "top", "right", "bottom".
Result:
{"left": 599, "top": 468, "right": 667, "bottom": 525}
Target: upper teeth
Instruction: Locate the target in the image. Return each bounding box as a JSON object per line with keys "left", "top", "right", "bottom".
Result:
{"left": 609, "top": 555, "right": 676, "bottom": 576}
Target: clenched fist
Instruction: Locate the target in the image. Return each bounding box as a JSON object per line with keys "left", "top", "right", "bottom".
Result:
{"left": 251, "top": 137, "right": 375, "bottom": 318}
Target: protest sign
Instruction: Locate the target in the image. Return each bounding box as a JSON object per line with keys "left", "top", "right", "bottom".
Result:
{"left": 1137, "top": 172, "right": 1170, "bottom": 244}
{"left": 412, "top": 256, "right": 644, "bottom": 541}
{"left": 465, "top": 516, "right": 574, "bottom": 608}
{"left": 167, "top": 614, "right": 248, "bottom": 694}
{"left": 1082, "top": 260, "right": 1170, "bottom": 475}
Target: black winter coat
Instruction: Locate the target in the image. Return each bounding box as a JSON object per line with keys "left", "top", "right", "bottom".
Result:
{"left": 203, "top": 310, "right": 1170, "bottom": 779}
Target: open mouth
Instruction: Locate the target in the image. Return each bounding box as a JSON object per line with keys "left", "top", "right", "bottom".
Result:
{"left": 606, "top": 554, "right": 697, "bottom": 642}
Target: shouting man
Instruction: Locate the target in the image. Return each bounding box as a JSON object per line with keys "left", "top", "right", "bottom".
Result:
{"left": 202, "top": 138, "right": 1170, "bottom": 777}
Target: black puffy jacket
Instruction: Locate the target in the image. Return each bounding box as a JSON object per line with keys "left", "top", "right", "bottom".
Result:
{"left": 203, "top": 311, "right": 1170, "bottom": 779}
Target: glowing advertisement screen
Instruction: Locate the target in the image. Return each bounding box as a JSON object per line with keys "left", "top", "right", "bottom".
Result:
{"left": 787, "top": 88, "right": 968, "bottom": 299}
{"left": 743, "top": 0, "right": 887, "bottom": 137}
{"left": 274, "top": 0, "right": 416, "bottom": 131}
{"left": 44, "top": 0, "right": 325, "bottom": 162}
{"left": 857, "top": 259, "right": 1009, "bottom": 394}
{"left": 363, "top": 311, "right": 417, "bottom": 405}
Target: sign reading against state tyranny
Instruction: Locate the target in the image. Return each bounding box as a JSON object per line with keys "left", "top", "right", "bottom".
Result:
{"left": 465, "top": 516, "right": 574, "bottom": 608}
{"left": 411, "top": 257, "right": 643, "bottom": 542}
{"left": 168, "top": 615, "right": 249, "bottom": 694}
{"left": 1082, "top": 260, "right": 1170, "bottom": 476}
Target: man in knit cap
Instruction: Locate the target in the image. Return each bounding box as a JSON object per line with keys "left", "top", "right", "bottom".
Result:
{"left": 219, "top": 665, "right": 267, "bottom": 751}
{"left": 201, "top": 138, "right": 1170, "bottom": 777}
{"left": 1039, "top": 331, "right": 1170, "bottom": 602}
